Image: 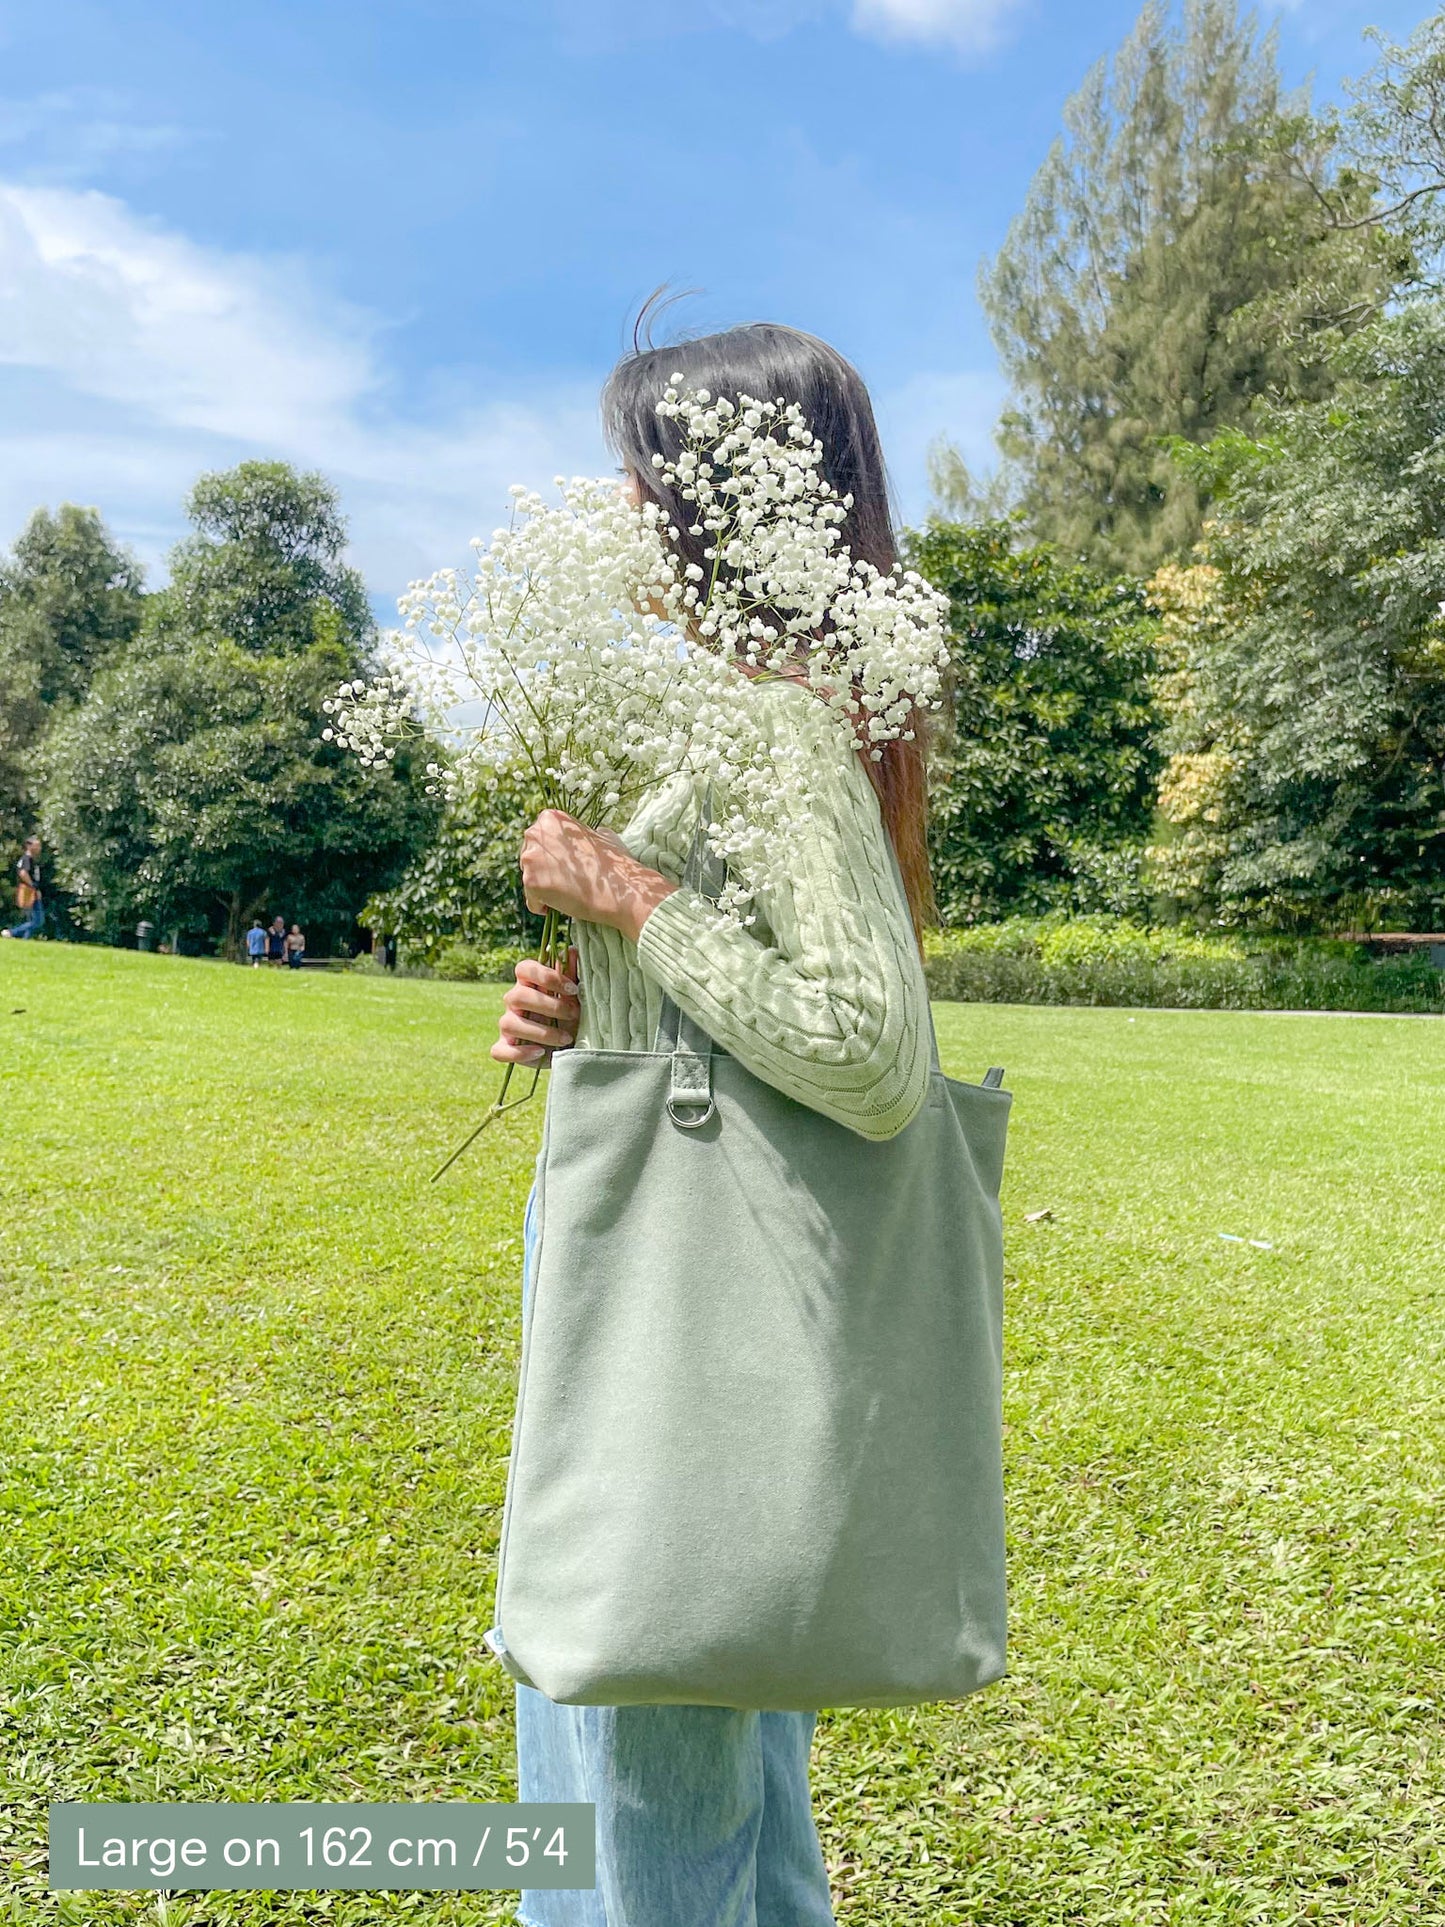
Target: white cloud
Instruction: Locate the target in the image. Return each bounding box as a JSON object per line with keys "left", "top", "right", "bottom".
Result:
{"left": 0, "top": 178, "right": 998, "bottom": 611}
{"left": 849, "top": 0, "right": 1025, "bottom": 55}
{"left": 549, "top": 0, "right": 1023, "bottom": 56}
{"left": 0, "top": 184, "right": 376, "bottom": 446}
{"left": 0, "top": 181, "right": 607, "bottom": 600}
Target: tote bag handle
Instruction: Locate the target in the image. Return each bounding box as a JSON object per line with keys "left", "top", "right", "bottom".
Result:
{"left": 652, "top": 784, "right": 727, "bottom": 1129}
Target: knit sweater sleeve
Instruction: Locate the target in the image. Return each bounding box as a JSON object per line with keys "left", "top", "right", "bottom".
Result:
{"left": 633, "top": 682, "right": 933, "bottom": 1142}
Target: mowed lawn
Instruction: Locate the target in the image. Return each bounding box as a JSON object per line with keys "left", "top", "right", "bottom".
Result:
{"left": 2, "top": 944, "right": 1443, "bottom": 1926}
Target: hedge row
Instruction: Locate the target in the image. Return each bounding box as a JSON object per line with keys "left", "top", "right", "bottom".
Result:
{"left": 351, "top": 943, "right": 527, "bottom": 982}
{"left": 387, "top": 923, "right": 1444, "bottom": 1014}
{"left": 921, "top": 918, "right": 1445, "bottom": 1013}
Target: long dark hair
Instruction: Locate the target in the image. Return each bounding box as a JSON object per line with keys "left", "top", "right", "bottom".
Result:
{"left": 602, "top": 315, "right": 939, "bottom": 948}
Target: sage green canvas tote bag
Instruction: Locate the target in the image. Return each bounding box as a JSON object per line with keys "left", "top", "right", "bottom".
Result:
{"left": 491, "top": 810, "right": 1011, "bottom": 1711}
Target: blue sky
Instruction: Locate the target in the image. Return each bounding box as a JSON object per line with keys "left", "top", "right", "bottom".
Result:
{"left": 0, "top": 0, "right": 1433, "bottom": 607}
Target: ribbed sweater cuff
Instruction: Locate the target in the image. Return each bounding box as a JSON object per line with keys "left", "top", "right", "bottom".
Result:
{"left": 634, "top": 885, "right": 719, "bottom": 1002}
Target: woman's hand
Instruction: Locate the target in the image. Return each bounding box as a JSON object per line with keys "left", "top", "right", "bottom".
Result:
{"left": 493, "top": 946, "right": 581, "bottom": 1066}
{"left": 519, "top": 810, "right": 678, "bottom": 944}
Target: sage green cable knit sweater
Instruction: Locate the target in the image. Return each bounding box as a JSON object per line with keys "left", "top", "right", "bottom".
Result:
{"left": 571, "top": 676, "right": 933, "bottom": 1143}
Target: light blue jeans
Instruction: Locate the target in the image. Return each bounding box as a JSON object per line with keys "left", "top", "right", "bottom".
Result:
{"left": 6, "top": 897, "right": 44, "bottom": 938}
{"left": 509, "top": 1179, "right": 836, "bottom": 1927}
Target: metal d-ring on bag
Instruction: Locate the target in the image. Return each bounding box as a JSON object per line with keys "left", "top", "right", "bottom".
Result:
{"left": 491, "top": 791, "right": 1011, "bottom": 1710}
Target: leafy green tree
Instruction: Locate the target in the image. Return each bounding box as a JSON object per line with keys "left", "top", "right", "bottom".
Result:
{"left": 979, "top": 0, "right": 1402, "bottom": 575}
{"left": 161, "top": 460, "right": 374, "bottom": 657}
{"left": 0, "top": 505, "right": 142, "bottom": 853}
{"left": 44, "top": 465, "right": 437, "bottom": 951}
{"left": 361, "top": 766, "right": 547, "bottom": 959}
{"left": 907, "top": 520, "right": 1162, "bottom": 924}
{"left": 1152, "top": 300, "right": 1445, "bottom": 930}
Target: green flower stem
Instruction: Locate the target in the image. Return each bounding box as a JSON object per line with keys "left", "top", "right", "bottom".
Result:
{"left": 430, "top": 904, "right": 567, "bottom": 1182}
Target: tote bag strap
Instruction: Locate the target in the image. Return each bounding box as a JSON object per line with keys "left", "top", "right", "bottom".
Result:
{"left": 653, "top": 785, "right": 725, "bottom": 1130}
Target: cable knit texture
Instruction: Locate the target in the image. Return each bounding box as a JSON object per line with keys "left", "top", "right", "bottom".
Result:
{"left": 571, "top": 677, "right": 933, "bottom": 1142}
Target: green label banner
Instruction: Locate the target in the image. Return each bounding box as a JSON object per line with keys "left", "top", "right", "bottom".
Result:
{"left": 49, "top": 1802, "right": 595, "bottom": 1891}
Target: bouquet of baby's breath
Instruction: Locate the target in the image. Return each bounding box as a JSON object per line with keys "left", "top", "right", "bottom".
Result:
{"left": 325, "top": 475, "right": 758, "bottom": 1166}
{"left": 325, "top": 384, "right": 952, "bottom": 1166}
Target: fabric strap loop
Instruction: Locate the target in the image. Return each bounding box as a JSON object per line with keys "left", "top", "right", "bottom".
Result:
{"left": 656, "top": 785, "right": 725, "bottom": 1128}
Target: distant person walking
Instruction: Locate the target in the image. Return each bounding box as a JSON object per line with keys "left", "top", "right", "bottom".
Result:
{"left": 245, "top": 920, "right": 267, "bottom": 967}
{"left": 266, "top": 915, "right": 287, "bottom": 966}
{"left": 285, "top": 924, "right": 306, "bottom": 970}
{"left": 2, "top": 836, "right": 45, "bottom": 940}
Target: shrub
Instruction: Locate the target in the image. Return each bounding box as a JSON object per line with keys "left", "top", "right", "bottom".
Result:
{"left": 923, "top": 918, "right": 1444, "bottom": 1013}
{"left": 430, "top": 942, "right": 526, "bottom": 983}
{"left": 348, "top": 950, "right": 436, "bottom": 980}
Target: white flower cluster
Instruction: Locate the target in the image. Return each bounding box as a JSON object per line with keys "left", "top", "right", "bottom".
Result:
{"left": 327, "top": 480, "right": 716, "bottom": 800}
{"left": 323, "top": 385, "right": 952, "bottom": 926}
{"left": 322, "top": 672, "right": 411, "bottom": 767}
{"left": 651, "top": 379, "right": 951, "bottom": 759}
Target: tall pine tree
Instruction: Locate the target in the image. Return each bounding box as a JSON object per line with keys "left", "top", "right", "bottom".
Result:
{"left": 979, "top": 0, "right": 1401, "bottom": 575}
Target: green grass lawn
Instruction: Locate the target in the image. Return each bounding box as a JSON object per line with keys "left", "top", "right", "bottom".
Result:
{"left": 2, "top": 944, "right": 1443, "bottom": 1925}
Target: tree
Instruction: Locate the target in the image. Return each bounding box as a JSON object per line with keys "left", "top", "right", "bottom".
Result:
{"left": 925, "top": 440, "right": 1018, "bottom": 525}
{"left": 907, "top": 520, "right": 1162, "bottom": 924}
{"left": 0, "top": 506, "right": 142, "bottom": 853}
{"left": 361, "top": 766, "right": 548, "bottom": 959}
{"left": 979, "top": 0, "right": 1402, "bottom": 576}
{"left": 44, "top": 465, "right": 437, "bottom": 951}
{"left": 162, "top": 461, "right": 374, "bottom": 657}
{"left": 1151, "top": 300, "right": 1445, "bottom": 930}
{"left": 1289, "top": 13, "right": 1445, "bottom": 303}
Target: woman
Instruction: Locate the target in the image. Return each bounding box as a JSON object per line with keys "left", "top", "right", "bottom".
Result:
{"left": 494, "top": 322, "right": 939, "bottom": 1927}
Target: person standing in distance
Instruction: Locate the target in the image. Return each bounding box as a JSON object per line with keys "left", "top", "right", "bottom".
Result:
{"left": 2, "top": 836, "right": 45, "bottom": 940}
